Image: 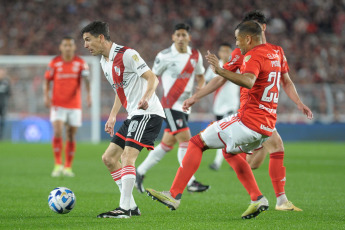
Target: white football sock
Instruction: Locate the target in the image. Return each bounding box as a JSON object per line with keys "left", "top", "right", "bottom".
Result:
{"left": 276, "top": 194, "right": 288, "bottom": 206}
{"left": 137, "top": 143, "right": 172, "bottom": 175}
{"left": 213, "top": 149, "right": 224, "bottom": 167}
{"left": 120, "top": 174, "right": 136, "bottom": 211}
{"left": 177, "top": 142, "right": 195, "bottom": 186}
{"left": 115, "top": 180, "right": 137, "bottom": 209}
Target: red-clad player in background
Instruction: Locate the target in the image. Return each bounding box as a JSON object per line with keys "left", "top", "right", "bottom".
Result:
{"left": 146, "top": 21, "right": 313, "bottom": 219}
{"left": 44, "top": 36, "right": 91, "bottom": 177}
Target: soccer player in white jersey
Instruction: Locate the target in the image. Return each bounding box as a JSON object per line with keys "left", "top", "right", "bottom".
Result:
{"left": 135, "top": 23, "right": 209, "bottom": 193}
{"left": 81, "top": 21, "right": 165, "bottom": 218}
{"left": 204, "top": 43, "right": 240, "bottom": 171}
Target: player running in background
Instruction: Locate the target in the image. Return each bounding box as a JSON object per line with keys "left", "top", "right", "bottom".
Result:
{"left": 204, "top": 43, "right": 240, "bottom": 171}
{"left": 147, "top": 21, "right": 313, "bottom": 219}
{"left": 44, "top": 36, "right": 91, "bottom": 177}
{"left": 82, "top": 21, "right": 165, "bottom": 219}
{"left": 135, "top": 23, "right": 209, "bottom": 193}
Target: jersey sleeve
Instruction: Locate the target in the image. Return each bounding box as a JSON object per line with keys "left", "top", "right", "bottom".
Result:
{"left": 223, "top": 48, "right": 243, "bottom": 72}
{"left": 204, "top": 66, "right": 217, "bottom": 82}
{"left": 152, "top": 52, "right": 166, "bottom": 76}
{"left": 280, "top": 47, "right": 290, "bottom": 74}
{"left": 81, "top": 60, "right": 90, "bottom": 78}
{"left": 44, "top": 60, "right": 55, "bottom": 81}
{"left": 124, "top": 49, "right": 150, "bottom": 77}
{"left": 240, "top": 53, "right": 262, "bottom": 78}
{"left": 194, "top": 50, "right": 205, "bottom": 75}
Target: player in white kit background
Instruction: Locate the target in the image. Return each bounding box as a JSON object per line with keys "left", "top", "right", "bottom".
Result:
{"left": 204, "top": 42, "right": 240, "bottom": 171}
{"left": 81, "top": 21, "right": 165, "bottom": 218}
{"left": 136, "top": 23, "right": 209, "bottom": 193}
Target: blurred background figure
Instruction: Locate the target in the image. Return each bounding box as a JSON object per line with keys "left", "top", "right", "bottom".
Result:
{"left": 44, "top": 37, "right": 91, "bottom": 177}
{"left": 0, "top": 68, "right": 11, "bottom": 141}
{"left": 204, "top": 43, "right": 240, "bottom": 171}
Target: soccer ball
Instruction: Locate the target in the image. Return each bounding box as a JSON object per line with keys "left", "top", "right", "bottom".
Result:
{"left": 48, "top": 187, "right": 76, "bottom": 214}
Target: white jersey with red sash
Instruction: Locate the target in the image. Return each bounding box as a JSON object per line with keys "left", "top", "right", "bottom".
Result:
{"left": 100, "top": 43, "right": 165, "bottom": 119}
{"left": 152, "top": 44, "right": 205, "bottom": 114}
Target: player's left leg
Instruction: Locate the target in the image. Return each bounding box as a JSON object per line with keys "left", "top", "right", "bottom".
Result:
{"left": 62, "top": 109, "right": 82, "bottom": 177}
{"left": 248, "top": 130, "right": 302, "bottom": 211}
{"left": 63, "top": 124, "right": 78, "bottom": 177}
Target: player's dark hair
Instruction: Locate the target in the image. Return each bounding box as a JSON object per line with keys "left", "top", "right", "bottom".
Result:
{"left": 242, "top": 10, "right": 267, "bottom": 24}
{"left": 62, "top": 36, "right": 74, "bottom": 41}
{"left": 174, "top": 23, "right": 190, "bottom": 32}
{"left": 81, "top": 21, "right": 111, "bottom": 41}
{"left": 236, "top": 21, "right": 262, "bottom": 38}
{"left": 219, "top": 42, "right": 232, "bottom": 49}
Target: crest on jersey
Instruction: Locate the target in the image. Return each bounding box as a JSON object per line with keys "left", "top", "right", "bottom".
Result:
{"left": 176, "top": 119, "right": 183, "bottom": 128}
{"left": 132, "top": 54, "right": 139, "bottom": 62}
{"left": 190, "top": 59, "right": 196, "bottom": 67}
{"left": 244, "top": 55, "right": 251, "bottom": 62}
{"left": 114, "top": 66, "right": 121, "bottom": 76}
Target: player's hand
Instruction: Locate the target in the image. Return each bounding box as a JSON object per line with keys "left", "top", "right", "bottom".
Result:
{"left": 182, "top": 97, "right": 197, "bottom": 112}
{"left": 138, "top": 99, "right": 149, "bottom": 110}
{"left": 87, "top": 94, "right": 92, "bottom": 108}
{"left": 205, "top": 51, "right": 221, "bottom": 74}
{"left": 44, "top": 96, "right": 50, "bottom": 108}
{"left": 297, "top": 103, "right": 313, "bottom": 120}
{"left": 105, "top": 116, "right": 116, "bottom": 137}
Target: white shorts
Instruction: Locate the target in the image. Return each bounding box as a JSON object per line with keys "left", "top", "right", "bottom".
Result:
{"left": 200, "top": 114, "right": 269, "bottom": 154}
{"left": 50, "top": 106, "right": 82, "bottom": 127}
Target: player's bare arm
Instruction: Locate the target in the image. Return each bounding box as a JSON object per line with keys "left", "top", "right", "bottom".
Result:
{"left": 43, "top": 79, "right": 51, "bottom": 108}
{"left": 183, "top": 76, "right": 227, "bottom": 112}
{"left": 84, "top": 77, "right": 92, "bottom": 107}
{"left": 105, "top": 94, "right": 122, "bottom": 137}
{"left": 138, "top": 70, "right": 159, "bottom": 110}
{"left": 281, "top": 72, "right": 313, "bottom": 119}
{"left": 195, "top": 74, "right": 206, "bottom": 91}
{"left": 206, "top": 51, "right": 256, "bottom": 89}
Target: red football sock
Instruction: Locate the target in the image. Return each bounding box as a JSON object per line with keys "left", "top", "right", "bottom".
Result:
{"left": 269, "top": 152, "right": 286, "bottom": 197}
{"left": 64, "top": 141, "right": 76, "bottom": 168}
{"left": 223, "top": 150, "right": 262, "bottom": 201}
{"left": 52, "top": 137, "right": 62, "bottom": 165}
{"left": 170, "top": 135, "right": 205, "bottom": 198}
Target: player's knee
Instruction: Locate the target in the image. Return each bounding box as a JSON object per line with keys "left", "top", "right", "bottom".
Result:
{"left": 250, "top": 162, "right": 260, "bottom": 170}
{"left": 102, "top": 152, "right": 114, "bottom": 167}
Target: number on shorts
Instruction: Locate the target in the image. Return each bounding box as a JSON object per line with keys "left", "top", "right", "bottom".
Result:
{"left": 261, "top": 71, "right": 281, "bottom": 103}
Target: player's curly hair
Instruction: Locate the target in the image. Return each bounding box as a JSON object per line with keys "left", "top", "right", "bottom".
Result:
{"left": 242, "top": 10, "right": 268, "bottom": 25}
{"left": 81, "top": 21, "right": 111, "bottom": 41}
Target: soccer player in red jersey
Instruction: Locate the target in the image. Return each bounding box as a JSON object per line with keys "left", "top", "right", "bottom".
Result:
{"left": 230, "top": 11, "right": 312, "bottom": 211}
{"left": 44, "top": 36, "right": 91, "bottom": 177}
{"left": 146, "top": 21, "right": 312, "bottom": 219}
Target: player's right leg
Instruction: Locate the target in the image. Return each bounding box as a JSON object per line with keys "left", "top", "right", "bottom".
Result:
{"left": 135, "top": 131, "right": 176, "bottom": 193}
{"left": 97, "top": 121, "right": 139, "bottom": 218}
{"left": 50, "top": 107, "right": 67, "bottom": 177}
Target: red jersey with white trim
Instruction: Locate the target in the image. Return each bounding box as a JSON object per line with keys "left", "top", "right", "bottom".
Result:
{"left": 237, "top": 43, "right": 288, "bottom": 136}
{"left": 45, "top": 56, "right": 89, "bottom": 109}
{"left": 100, "top": 43, "right": 165, "bottom": 119}
{"left": 152, "top": 44, "right": 205, "bottom": 114}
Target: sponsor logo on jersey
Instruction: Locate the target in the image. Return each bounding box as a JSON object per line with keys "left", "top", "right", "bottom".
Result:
{"left": 112, "top": 80, "right": 128, "bottom": 90}
{"left": 271, "top": 61, "right": 281, "bottom": 67}
{"left": 137, "top": 63, "right": 147, "bottom": 70}
{"left": 260, "top": 124, "right": 274, "bottom": 132}
{"left": 132, "top": 54, "right": 139, "bottom": 62}
{"left": 244, "top": 55, "right": 251, "bottom": 62}
{"left": 273, "top": 49, "right": 279, "bottom": 53}
{"left": 114, "top": 66, "right": 121, "bottom": 76}
{"left": 176, "top": 119, "right": 183, "bottom": 128}
{"left": 267, "top": 53, "right": 280, "bottom": 59}
{"left": 259, "top": 103, "right": 277, "bottom": 114}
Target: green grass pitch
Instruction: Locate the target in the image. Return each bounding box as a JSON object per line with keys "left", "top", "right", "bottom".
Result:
{"left": 1, "top": 141, "right": 344, "bottom": 229}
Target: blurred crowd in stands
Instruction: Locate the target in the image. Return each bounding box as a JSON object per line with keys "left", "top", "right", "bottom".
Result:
{"left": 1, "top": 0, "right": 344, "bottom": 84}
{"left": 1, "top": 0, "right": 344, "bottom": 122}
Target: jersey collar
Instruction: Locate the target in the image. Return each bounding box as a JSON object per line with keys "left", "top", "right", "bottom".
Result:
{"left": 171, "top": 43, "right": 192, "bottom": 56}
{"left": 100, "top": 43, "right": 118, "bottom": 64}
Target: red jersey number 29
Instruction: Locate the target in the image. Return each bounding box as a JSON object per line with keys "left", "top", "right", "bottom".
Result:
{"left": 261, "top": 71, "right": 281, "bottom": 103}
